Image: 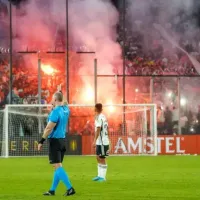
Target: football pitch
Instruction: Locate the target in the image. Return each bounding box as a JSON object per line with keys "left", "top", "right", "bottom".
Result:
{"left": 0, "top": 156, "right": 199, "bottom": 200}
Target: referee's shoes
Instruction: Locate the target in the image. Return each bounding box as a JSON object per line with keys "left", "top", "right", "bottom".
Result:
{"left": 43, "top": 187, "right": 76, "bottom": 196}
{"left": 64, "top": 187, "right": 76, "bottom": 196}
{"left": 43, "top": 191, "right": 55, "bottom": 196}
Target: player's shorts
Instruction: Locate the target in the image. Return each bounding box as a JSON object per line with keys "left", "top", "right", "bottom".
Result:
{"left": 48, "top": 138, "right": 66, "bottom": 164}
{"left": 96, "top": 145, "right": 109, "bottom": 158}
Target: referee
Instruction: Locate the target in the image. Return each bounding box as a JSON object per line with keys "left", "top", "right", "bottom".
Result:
{"left": 38, "top": 91, "right": 75, "bottom": 196}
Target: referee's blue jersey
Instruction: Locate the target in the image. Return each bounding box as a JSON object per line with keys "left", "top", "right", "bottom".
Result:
{"left": 48, "top": 105, "right": 70, "bottom": 139}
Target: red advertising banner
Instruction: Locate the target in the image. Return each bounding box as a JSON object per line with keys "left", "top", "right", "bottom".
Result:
{"left": 82, "top": 135, "right": 200, "bottom": 155}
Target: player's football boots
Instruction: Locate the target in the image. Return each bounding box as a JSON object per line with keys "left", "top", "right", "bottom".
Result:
{"left": 92, "top": 176, "right": 100, "bottom": 181}
{"left": 97, "top": 177, "right": 106, "bottom": 182}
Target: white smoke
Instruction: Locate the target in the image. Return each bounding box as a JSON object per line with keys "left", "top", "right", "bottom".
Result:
{"left": 13, "top": 0, "right": 56, "bottom": 51}
{"left": 69, "top": 0, "right": 121, "bottom": 73}
{"left": 126, "top": 0, "right": 200, "bottom": 109}
{"left": 68, "top": 0, "right": 122, "bottom": 103}
{"left": 9, "top": 0, "right": 122, "bottom": 103}
{"left": 127, "top": 0, "right": 198, "bottom": 58}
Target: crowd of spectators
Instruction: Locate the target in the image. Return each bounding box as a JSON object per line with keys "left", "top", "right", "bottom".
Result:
{"left": 157, "top": 105, "right": 200, "bottom": 135}
{"left": 0, "top": 56, "right": 36, "bottom": 105}
{"left": 117, "top": 3, "right": 200, "bottom": 76}
{"left": 0, "top": 54, "right": 67, "bottom": 107}
{"left": 115, "top": 3, "right": 200, "bottom": 134}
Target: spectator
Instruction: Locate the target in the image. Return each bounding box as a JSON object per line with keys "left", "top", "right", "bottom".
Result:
{"left": 196, "top": 106, "right": 200, "bottom": 133}
{"left": 157, "top": 106, "right": 164, "bottom": 134}
{"left": 164, "top": 106, "right": 173, "bottom": 134}
{"left": 6, "top": 87, "right": 22, "bottom": 104}
{"left": 172, "top": 106, "right": 179, "bottom": 134}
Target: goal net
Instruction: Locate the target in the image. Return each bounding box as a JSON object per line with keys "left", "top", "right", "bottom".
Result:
{"left": 0, "top": 104, "right": 157, "bottom": 157}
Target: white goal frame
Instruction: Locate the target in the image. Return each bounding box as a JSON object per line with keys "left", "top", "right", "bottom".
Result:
{"left": 1, "top": 103, "right": 157, "bottom": 158}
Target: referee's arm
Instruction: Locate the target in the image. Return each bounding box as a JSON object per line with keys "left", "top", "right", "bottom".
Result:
{"left": 38, "top": 122, "right": 56, "bottom": 151}
{"left": 43, "top": 122, "right": 56, "bottom": 138}
{"left": 38, "top": 107, "right": 59, "bottom": 151}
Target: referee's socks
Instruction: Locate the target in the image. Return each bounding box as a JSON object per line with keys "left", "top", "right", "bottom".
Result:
{"left": 56, "top": 167, "right": 72, "bottom": 189}
{"left": 50, "top": 170, "right": 60, "bottom": 192}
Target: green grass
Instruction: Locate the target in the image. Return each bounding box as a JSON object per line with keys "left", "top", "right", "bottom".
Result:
{"left": 0, "top": 156, "right": 200, "bottom": 200}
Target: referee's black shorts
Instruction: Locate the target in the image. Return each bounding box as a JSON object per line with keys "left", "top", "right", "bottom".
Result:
{"left": 48, "top": 138, "right": 66, "bottom": 164}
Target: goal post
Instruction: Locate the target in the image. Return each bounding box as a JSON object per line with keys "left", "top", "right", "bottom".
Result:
{"left": 0, "top": 103, "right": 157, "bottom": 157}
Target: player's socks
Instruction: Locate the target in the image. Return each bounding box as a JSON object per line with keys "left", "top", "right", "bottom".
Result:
{"left": 100, "top": 164, "right": 107, "bottom": 179}
{"left": 56, "top": 167, "right": 72, "bottom": 189}
{"left": 50, "top": 170, "right": 60, "bottom": 191}
{"left": 98, "top": 164, "right": 104, "bottom": 178}
{"left": 92, "top": 164, "right": 102, "bottom": 181}
{"left": 98, "top": 164, "right": 101, "bottom": 177}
